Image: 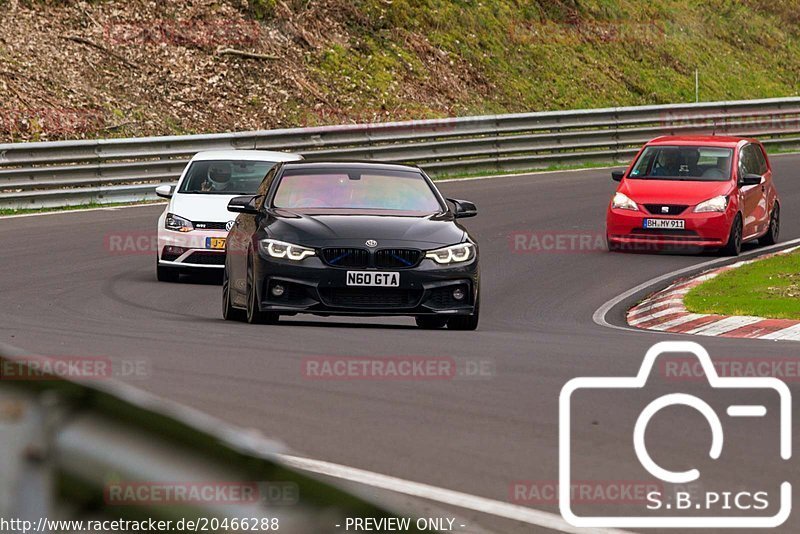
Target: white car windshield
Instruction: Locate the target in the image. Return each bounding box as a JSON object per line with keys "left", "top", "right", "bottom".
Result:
{"left": 178, "top": 160, "right": 276, "bottom": 194}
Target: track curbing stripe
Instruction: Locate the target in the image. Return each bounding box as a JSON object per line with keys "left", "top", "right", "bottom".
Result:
{"left": 626, "top": 246, "right": 800, "bottom": 341}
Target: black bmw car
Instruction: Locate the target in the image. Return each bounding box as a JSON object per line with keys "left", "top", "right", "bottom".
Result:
{"left": 222, "top": 161, "right": 480, "bottom": 329}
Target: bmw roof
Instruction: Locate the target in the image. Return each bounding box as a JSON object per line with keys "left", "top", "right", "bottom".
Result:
{"left": 280, "top": 160, "right": 423, "bottom": 172}
{"left": 190, "top": 150, "right": 303, "bottom": 162}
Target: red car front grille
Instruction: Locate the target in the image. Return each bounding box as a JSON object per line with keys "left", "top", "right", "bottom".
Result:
{"left": 643, "top": 204, "right": 689, "bottom": 216}
{"left": 624, "top": 229, "right": 706, "bottom": 242}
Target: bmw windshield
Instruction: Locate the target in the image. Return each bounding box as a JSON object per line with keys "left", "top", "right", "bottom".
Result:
{"left": 628, "top": 146, "right": 734, "bottom": 181}
{"left": 272, "top": 168, "right": 445, "bottom": 214}
{"left": 178, "top": 160, "right": 276, "bottom": 194}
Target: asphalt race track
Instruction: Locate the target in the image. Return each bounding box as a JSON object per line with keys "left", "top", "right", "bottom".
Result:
{"left": 2, "top": 154, "right": 800, "bottom": 533}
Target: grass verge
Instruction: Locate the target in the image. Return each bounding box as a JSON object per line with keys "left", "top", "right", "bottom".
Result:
{"left": 685, "top": 249, "right": 800, "bottom": 320}
{"left": 0, "top": 200, "right": 164, "bottom": 217}
{"left": 432, "top": 160, "right": 627, "bottom": 181}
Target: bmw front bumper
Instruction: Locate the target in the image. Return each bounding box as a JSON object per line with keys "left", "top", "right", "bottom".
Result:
{"left": 252, "top": 254, "right": 480, "bottom": 317}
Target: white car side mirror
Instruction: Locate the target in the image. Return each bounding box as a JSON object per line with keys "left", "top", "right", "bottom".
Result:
{"left": 155, "top": 184, "right": 174, "bottom": 199}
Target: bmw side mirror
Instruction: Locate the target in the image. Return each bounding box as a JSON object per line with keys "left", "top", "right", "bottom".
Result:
{"left": 741, "top": 173, "right": 763, "bottom": 187}
{"left": 448, "top": 198, "right": 478, "bottom": 218}
{"left": 612, "top": 170, "right": 624, "bottom": 182}
{"left": 155, "top": 184, "right": 174, "bottom": 199}
{"left": 228, "top": 195, "right": 260, "bottom": 214}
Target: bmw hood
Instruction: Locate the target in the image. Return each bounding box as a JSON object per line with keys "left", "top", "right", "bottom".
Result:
{"left": 169, "top": 193, "right": 241, "bottom": 224}
{"left": 266, "top": 210, "right": 467, "bottom": 248}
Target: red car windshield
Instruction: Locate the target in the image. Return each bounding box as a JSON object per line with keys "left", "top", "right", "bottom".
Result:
{"left": 273, "top": 169, "right": 444, "bottom": 213}
{"left": 628, "top": 146, "right": 733, "bottom": 181}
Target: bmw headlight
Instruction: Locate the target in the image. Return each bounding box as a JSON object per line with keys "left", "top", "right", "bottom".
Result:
{"left": 694, "top": 195, "right": 729, "bottom": 213}
{"left": 259, "top": 239, "right": 316, "bottom": 261}
{"left": 611, "top": 192, "right": 639, "bottom": 211}
{"left": 425, "top": 243, "right": 474, "bottom": 265}
{"left": 165, "top": 213, "right": 193, "bottom": 232}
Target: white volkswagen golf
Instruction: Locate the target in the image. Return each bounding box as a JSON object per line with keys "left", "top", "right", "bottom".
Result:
{"left": 155, "top": 150, "right": 302, "bottom": 282}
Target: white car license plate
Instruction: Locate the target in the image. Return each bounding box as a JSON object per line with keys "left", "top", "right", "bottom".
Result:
{"left": 346, "top": 271, "right": 400, "bottom": 287}
{"left": 206, "top": 237, "right": 227, "bottom": 250}
{"left": 644, "top": 218, "right": 685, "bottom": 230}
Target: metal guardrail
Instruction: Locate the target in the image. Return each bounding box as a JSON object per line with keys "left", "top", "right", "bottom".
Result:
{"left": 0, "top": 343, "right": 421, "bottom": 532}
{"left": 1, "top": 97, "right": 800, "bottom": 209}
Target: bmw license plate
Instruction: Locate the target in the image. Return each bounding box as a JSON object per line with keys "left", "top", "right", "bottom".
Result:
{"left": 643, "top": 219, "right": 685, "bottom": 230}
{"left": 347, "top": 271, "right": 400, "bottom": 287}
{"left": 206, "top": 237, "right": 227, "bottom": 250}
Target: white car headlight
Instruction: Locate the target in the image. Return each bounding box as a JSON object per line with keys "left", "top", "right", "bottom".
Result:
{"left": 425, "top": 243, "right": 474, "bottom": 264}
{"left": 611, "top": 192, "right": 639, "bottom": 211}
{"left": 694, "top": 195, "right": 729, "bottom": 213}
{"left": 259, "top": 239, "right": 316, "bottom": 261}
{"left": 165, "top": 213, "right": 194, "bottom": 232}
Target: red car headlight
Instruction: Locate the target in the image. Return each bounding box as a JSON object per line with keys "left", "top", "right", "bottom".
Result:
{"left": 694, "top": 195, "right": 728, "bottom": 213}
{"left": 611, "top": 192, "right": 639, "bottom": 211}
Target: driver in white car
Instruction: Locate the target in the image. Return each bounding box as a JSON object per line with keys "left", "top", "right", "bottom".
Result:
{"left": 201, "top": 162, "right": 234, "bottom": 192}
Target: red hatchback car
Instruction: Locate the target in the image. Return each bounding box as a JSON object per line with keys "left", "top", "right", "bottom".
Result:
{"left": 606, "top": 136, "right": 780, "bottom": 255}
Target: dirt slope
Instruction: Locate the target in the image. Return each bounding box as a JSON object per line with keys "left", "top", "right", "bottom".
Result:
{"left": 0, "top": 0, "right": 798, "bottom": 142}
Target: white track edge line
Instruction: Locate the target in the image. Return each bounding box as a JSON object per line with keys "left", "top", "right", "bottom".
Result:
{"left": 278, "top": 454, "right": 635, "bottom": 534}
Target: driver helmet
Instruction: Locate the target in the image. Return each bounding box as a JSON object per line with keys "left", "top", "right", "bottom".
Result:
{"left": 207, "top": 163, "right": 232, "bottom": 190}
